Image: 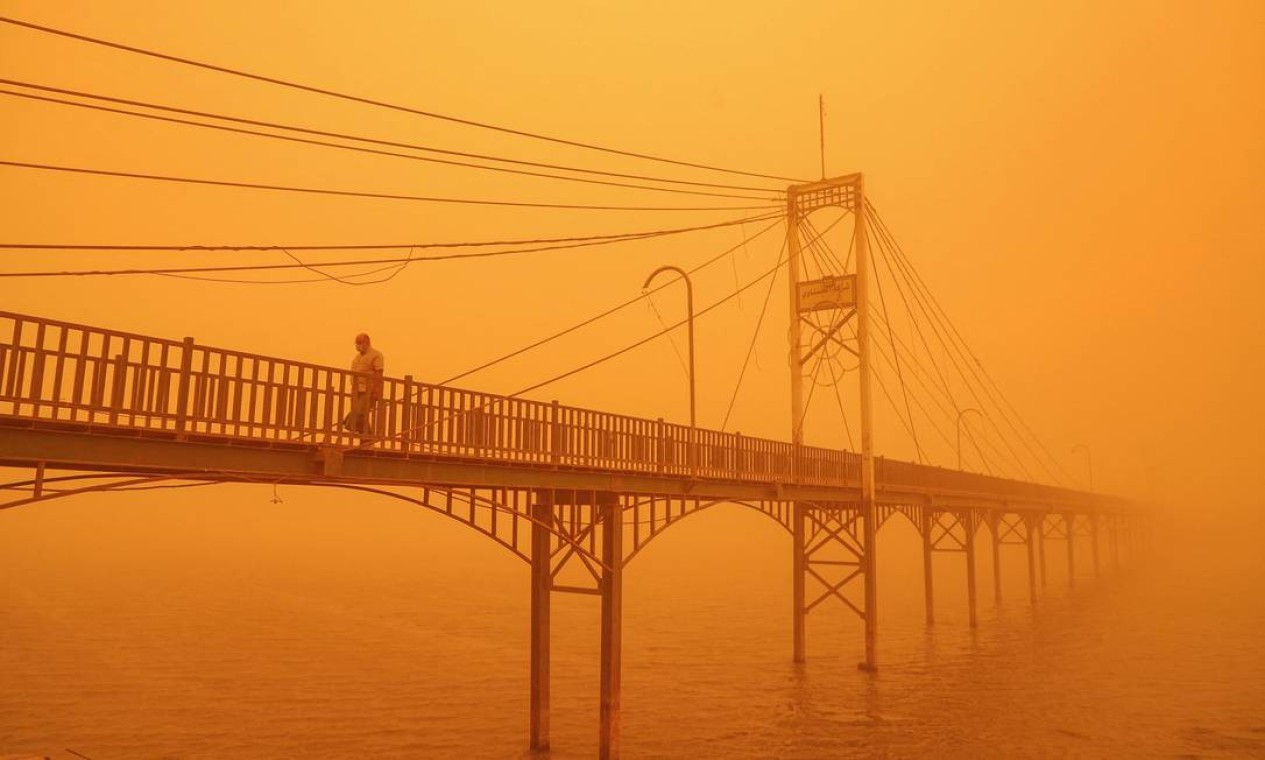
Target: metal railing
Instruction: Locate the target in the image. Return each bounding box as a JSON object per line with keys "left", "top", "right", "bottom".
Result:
{"left": 0, "top": 310, "right": 1111, "bottom": 507}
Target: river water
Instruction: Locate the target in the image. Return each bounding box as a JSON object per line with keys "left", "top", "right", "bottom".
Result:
{"left": 2, "top": 489, "right": 1262, "bottom": 759}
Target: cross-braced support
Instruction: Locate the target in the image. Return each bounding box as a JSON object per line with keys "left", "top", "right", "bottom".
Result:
{"left": 990, "top": 512, "right": 1038, "bottom": 603}
{"left": 525, "top": 489, "right": 623, "bottom": 759}
{"left": 793, "top": 502, "right": 873, "bottom": 666}
{"left": 920, "top": 507, "right": 977, "bottom": 626}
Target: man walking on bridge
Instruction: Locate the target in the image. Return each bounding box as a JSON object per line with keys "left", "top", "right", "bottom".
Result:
{"left": 347, "top": 332, "right": 384, "bottom": 439}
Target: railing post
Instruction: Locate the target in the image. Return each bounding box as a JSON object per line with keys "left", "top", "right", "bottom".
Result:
{"left": 688, "top": 424, "right": 697, "bottom": 479}
{"left": 656, "top": 418, "right": 666, "bottom": 475}
{"left": 550, "top": 400, "right": 561, "bottom": 468}
{"left": 28, "top": 324, "right": 45, "bottom": 418}
{"left": 33, "top": 461, "right": 45, "bottom": 500}
{"left": 174, "top": 336, "right": 194, "bottom": 435}
{"left": 108, "top": 352, "right": 126, "bottom": 425}
{"left": 402, "top": 374, "right": 414, "bottom": 451}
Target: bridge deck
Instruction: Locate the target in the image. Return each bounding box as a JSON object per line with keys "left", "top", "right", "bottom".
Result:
{"left": 0, "top": 310, "right": 1121, "bottom": 512}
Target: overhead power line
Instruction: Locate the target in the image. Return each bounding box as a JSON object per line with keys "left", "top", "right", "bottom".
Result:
{"left": 511, "top": 246, "right": 790, "bottom": 398}
{"left": 0, "top": 15, "right": 806, "bottom": 183}
{"left": 0, "top": 159, "right": 781, "bottom": 213}
{"left": 0, "top": 84, "right": 779, "bottom": 201}
{"left": 0, "top": 78, "right": 783, "bottom": 194}
{"left": 442, "top": 216, "right": 785, "bottom": 385}
{"left": 0, "top": 211, "right": 784, "bottom": 279}
{"left": 0, "top": 210, "right": 777, "bottom": 252}
{"left": 369, "top": 236, "right": 791, "bottom": 451}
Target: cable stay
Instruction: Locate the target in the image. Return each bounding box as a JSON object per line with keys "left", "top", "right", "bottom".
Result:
{"left": 867, "top": 217, "right": 1039, "bottom": 480}
{"left": 867, "top": 299, "right": 1027, "bottom": 479}
{"left": 719, "top": 236, "right": 785, "bottom": 432}
{"left": 720, "top": 211, "right": 849, "bottom": 432}
{"left": 873, "top": 207, "right": 1076, "bottom": 485}
{"left": 866, "top": 202, "right": 1073, "bottom": 485}
{"left": 867, "top": 317, "right": 1006, "bottom": 477}
{"left": 509, "top": 247, "right": 791, "bottom": 398}
{"left": 867, "top": 220, "right": 922, "bottom": 463}
{"left": 868, "top": 209, "right": 1065, "bottom": 483}
{"left": 442, "top": 217, "right": 784, "bottom": 386}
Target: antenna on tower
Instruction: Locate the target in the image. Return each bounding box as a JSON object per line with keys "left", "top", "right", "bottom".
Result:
{"left": 819, "top": 94, "right": 827, "bottom": 179}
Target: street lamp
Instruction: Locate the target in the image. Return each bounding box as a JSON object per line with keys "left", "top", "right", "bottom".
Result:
{"left": 1072, "top": 443, "right": 1094, "bottom": 491}
{"left": 643, "top": 265, "right": 695, "bottom": 430}
{"left": 956, "top": 407, "right": 983, "bottom": 471}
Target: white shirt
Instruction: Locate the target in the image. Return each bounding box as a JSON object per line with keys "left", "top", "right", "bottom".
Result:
{"left": 351, "top": 347, "right": 384, "bottom": 392}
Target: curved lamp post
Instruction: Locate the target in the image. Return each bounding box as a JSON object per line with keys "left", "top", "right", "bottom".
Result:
{"left": 1072, "top": 443, "right": 1094, "bottom": 491}
{"left": 956, "top": 407, "right": 983, "bottom": 471}
{"left": 643, "top": 265, "right": 695, "bottom": 430}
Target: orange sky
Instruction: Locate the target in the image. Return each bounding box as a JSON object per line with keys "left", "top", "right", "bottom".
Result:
{"left": 2, "top": 0, "right": 1263, "bottom": 513}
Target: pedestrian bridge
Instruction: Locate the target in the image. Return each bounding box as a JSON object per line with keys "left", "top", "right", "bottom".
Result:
{"left": 0, "top": 309, "right": 1136, "bottom": 758}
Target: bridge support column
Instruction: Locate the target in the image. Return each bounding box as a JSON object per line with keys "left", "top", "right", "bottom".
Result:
{"left": 991, "top": 516, "right": 1003, "bottom": 602}
{"left": 1110, "top": 515, "right": 1120, "bottom": 569}
{"left": 1025, "top": 516, "right": 1038, "bottom": 604}
{"left": 599, "top": 500, "right": 623, "bottom": 760}
{"left": 922, "top": 507, "right": 935, "bottom": 626}
{"left": 529, "top": 498, "right": 552, "bottom": 751}
{"left": 1037, "top": 515, "right": 1047, "bottom": 587}
{"left": 1065, "top": 514, "right": 1076, "bottom": 588}
{"left": 862, "top": 507, "right": 878, "bottom": 671}
{"left": 965, "top": 511, "right": 978, "bottom": 627}
{"left": 1091, "top": 514, "right": 1101, "bottom": 577}
{"left": 792, "top": 502, "right": 806, "bottom": 662}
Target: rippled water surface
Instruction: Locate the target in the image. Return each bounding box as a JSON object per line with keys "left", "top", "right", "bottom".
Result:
{"left": 2, "top": 492, "right": 1263, "bottom": 759}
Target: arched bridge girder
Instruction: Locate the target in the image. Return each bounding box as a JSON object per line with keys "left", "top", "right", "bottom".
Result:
{"left": 239, "top": 481, "right": 610, "bottom": 572}
{"left": 0, "top": 471, "right": 610, "bottom": 572}
{"left": 877, "top": 503, "right": 923, "bottom": 534}
{"left": 0, "top": 472, "right": 209, "bottom": 511}
{"left": 621, "top": 496, "right": 794, "bottom": 567}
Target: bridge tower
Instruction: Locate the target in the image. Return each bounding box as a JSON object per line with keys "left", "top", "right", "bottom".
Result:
{"left": 785, "top": 174, "right": 878, "bottom": 669}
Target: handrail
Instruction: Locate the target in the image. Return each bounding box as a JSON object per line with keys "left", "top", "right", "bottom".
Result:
{"left": 0, "top": 310, "right": 1125, "bottom": 510}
